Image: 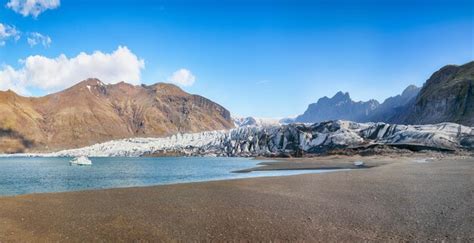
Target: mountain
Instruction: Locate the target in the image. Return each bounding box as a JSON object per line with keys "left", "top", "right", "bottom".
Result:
{"left": 394, "top": 62, "right": 474, "bottom": 126}
{"left": 0, "top": 79, "right": 234, "bottom": 153}
{"left": 368, "top": 85, "right": 421, "bottom": 122}
{"left": 295, "top": 91, "right": 380, "bottom": 123}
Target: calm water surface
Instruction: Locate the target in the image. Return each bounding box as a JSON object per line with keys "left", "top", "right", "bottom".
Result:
{"left": 0, "top": 157, "right": 342, "bottom": 196}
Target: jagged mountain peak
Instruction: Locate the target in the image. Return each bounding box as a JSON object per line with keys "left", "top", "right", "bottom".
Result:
{"left": 403, "top": 84, "right": 419, "bottom": 92}
{"left": 333, "top": 91, "right": 351, "bottom": 100}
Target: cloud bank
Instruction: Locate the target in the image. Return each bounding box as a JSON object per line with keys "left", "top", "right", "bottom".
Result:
{"left": 6, "top": 0, "right": 60, "bottom": 18}
{"left": 168, "top": 68, "right": 196, "bottom": 87}
{"left": 0, "top": 46, "right": 145, "bottom": 94}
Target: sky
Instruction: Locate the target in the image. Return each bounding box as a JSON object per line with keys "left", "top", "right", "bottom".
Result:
{"left": 0, "top": 0, "right": 473, "bottom": 118}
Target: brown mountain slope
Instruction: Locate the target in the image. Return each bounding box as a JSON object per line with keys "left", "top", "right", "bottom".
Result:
{"left": 0, "top": 79, "right": 233, "bottom": 153}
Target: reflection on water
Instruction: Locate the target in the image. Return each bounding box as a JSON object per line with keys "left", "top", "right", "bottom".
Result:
{"left": 0, "top": 157, "right": 346, "bottom": 196}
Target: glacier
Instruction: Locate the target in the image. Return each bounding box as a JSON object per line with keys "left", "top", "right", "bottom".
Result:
{"left": 5, "top": 120, "right": 473, "bottom": 158}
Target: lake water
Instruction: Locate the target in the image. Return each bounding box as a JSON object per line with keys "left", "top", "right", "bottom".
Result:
{"left": 0, "top": 157, "right": 343, "bottom": 196}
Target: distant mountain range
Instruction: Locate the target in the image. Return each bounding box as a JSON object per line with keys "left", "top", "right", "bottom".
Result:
{"left": 295, "top": 61, "right": 473, "bottom": 126}
{"left": 295, "top": 91, "right": 382, "bottom": 123}
{"left": 0, "top": 79, "right": 233, "bottom": 153}
{"left": 295, "top": 85, "right": 420, "bottom": 123}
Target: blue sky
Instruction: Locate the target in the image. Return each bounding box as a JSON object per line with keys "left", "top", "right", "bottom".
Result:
{"left": 0, "top": 0, "right": 473, "bottom": 117}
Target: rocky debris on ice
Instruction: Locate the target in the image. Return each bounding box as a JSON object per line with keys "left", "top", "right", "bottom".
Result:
{"left": 7, "top": 120, "right": 473, "bottom": 157}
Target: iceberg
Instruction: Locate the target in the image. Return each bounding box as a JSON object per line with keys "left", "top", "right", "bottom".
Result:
{"left": 70, "top": 156, "right": 92, "bottom": 166}
{"left": 353, "top": 161, "right": 364, "bottom": 167}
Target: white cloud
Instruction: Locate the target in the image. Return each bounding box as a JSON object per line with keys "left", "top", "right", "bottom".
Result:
{"left": 0, "top": 65, "right": 29, "bottom": 94}
{"left": 27, "top": 32, "right": 51, "bottom": 47}
{"left": 168, "top": 68, "right": 196, "bottom": 87}
{"left": 6, "top": 0, "right": 60, "bottom": 18}
{"left": 0, "top": 23, "right": 20, "bottom": 46}
{"left": 0, "top": 24, "right": 52, "bottom": 48}
{"left": 0, "top": 46, "right": 145, "bottom": 94}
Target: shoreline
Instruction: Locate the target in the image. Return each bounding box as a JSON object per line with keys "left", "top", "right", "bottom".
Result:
{"left": 1, "top": 155, "right": 472, "bottom": 241}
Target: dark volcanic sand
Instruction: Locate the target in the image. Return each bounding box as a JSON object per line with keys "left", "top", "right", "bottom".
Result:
{"left": 0, "top": 156, "right": 473, "bottom": 242}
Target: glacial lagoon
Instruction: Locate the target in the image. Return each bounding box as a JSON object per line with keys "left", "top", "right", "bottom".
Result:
{"left": 0, "top": 157, "right": 343, "bottom": 196}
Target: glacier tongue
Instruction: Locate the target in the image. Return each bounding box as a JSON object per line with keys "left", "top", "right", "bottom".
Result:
{"left": 36, "top": 120, "right": 474, "bottom": 157}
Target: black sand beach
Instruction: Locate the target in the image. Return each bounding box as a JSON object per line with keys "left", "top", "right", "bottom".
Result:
{"left": 0, "top": 155, "right": 472, "bottom": 241}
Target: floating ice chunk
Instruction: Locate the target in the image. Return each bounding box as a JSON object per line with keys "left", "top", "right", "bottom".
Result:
{"left": 70, "top": 156, "right": 92, "bottom": 166}
{"left": 353, "top": 161, "right": 364, "bottom": 167}
{"left": 413, "top": 158, "right": 431, "bottom": 163}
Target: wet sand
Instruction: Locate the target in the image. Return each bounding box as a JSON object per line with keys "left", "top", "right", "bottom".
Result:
{"left": 237, "top": 155, "right": 397, "bottom": 172}
{"left": 0, "top": 155, "right": 473, "bottom": 241}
